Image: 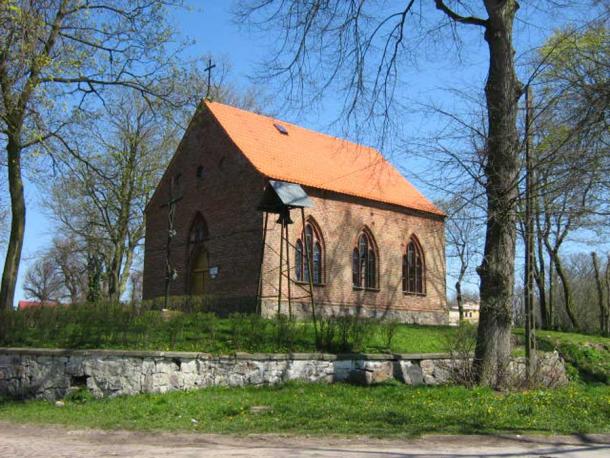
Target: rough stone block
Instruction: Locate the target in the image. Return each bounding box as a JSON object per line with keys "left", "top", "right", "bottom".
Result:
{"left": 420, "top": 359, "right": 451, "bottom": 385}
{"left": 332, "top": 360, "right": 354, "bottom": 382}
{"left": 394, "top": 360, "right": 424, "bottom": 385}
{"left": 349, "top": 360, "right": 393, "bottom": 385}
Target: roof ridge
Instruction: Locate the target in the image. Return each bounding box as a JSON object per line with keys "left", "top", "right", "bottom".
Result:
{"left": 205, "top": 100, "right": 382, "bottom": 157}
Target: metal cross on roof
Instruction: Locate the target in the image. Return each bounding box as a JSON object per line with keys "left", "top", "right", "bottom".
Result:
{"left": 205, "top": 58, "right": 216, "bottom": 100}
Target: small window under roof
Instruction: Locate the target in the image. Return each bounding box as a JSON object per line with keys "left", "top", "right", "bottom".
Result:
{"left": 273, "top": 123, "right": 288, "bottom": 135}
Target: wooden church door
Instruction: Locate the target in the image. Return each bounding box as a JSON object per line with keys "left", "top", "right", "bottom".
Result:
{"left": 190, "top": 247, "right": 208, "bottom": 296}
{"left": 187, "top": 213, "right": 209, "bottom": 296}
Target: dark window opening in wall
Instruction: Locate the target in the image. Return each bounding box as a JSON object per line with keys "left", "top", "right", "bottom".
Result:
{"left": 352, "top": 248, "right": 360, "bottom": 287}
{"left": 196, "top": 165, "right": 204, "bottom": 178}
{"left": 295, "top": 219, "right": 324, "bottom": 285}
{"left": 189, "top": 213, "right": 208, "bottom": 244}
{"left": 313, "top": 242, "right": 322, "bottom": 284}
{"left": 403, "top": 236, "right": 425, "bottom": 295}
{"left": 353, "top": 229, "right": 378, "bottom": 289}
{"left": 295, "top": 240, "right": 303, "bottom": 281}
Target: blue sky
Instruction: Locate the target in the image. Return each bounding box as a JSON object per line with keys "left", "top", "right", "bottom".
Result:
{"left": 2, "top": 1, "right": 605, "bottom": 305}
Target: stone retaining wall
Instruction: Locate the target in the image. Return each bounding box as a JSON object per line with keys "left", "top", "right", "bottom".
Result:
{"left": 0, "top": 348, "right": 568, "bottom": 401}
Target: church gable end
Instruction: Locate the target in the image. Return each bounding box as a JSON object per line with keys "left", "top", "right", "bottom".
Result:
{"left": 143, "top": 103, "right": 265, "bottom": 304}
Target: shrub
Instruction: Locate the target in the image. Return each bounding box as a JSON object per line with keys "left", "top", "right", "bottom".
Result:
{"left": 316, "top": 315, "right": 374, "bottom": 353}
{"left": 273, "top": 315, "right": 298, "bottom": 351}
{"left": 444, "top": 322, "right": 477, "bottom": 386}
{"left": 228, "top": 313, "right": 270, "bottom": 351}
{"left": 378, "top": 318, "right": 400, "bottom": 350}
{"left": 65, "top": 387, "right": 95, "bottom": 404}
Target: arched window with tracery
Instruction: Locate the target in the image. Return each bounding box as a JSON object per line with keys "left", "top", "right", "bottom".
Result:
{"left": 294, "top": 219, "right": 324, "bottom": 285}
{"left": 353, "top": 229, "right": 378, "bottom": 289}
{"left": 403, "top": 236, "right": 425, "bottom": 294}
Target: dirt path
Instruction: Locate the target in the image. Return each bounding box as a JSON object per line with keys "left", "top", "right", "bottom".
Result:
{"left": 0, "top": 422, "right": 608, "bottom": 457}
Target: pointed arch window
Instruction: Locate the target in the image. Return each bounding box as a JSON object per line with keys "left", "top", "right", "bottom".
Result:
{"left": 353, "top": 229, "right": 378, "bottom": 289}
{"left": 403, "top": 236, "right": 425, "bottom": 295}
{"left": 295, "top": 219, "right": 324, "bottom": 285}
{"left": 188, "top": 214, "right": 208, "bottom": 245}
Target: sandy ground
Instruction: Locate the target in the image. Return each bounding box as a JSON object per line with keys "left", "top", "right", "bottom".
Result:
{"left": 0, "top": 422, "right": 608, "bottom": 457}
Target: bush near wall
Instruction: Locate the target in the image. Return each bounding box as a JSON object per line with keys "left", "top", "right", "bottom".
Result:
{"left": 0, "top": 301, "right": 451, "bottom": 354}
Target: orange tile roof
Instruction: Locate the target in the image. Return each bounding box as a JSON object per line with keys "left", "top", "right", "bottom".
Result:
{"left": 206, "top": 101, "right": 444, "bottom": 216}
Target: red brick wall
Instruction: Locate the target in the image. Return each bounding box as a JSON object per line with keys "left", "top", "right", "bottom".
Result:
{"left": 144, "top": 105, "right": 446, "bottom": 322}
{"left": 260, "top": 187, "right": 447, "bottom": 320}
{"left": 143, "top": 105, "right": 265, "bottom": 302}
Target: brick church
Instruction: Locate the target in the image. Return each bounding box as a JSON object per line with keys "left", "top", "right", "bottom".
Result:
{"left": 143, "top": 101, "right": 448, "bottom": 324}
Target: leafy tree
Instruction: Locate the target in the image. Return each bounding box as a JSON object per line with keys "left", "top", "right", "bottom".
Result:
{"left": 47, "top": 90, "right": 180, "bottom": 302}
{"left": 0, "top": 0, "right": 185, "bottom": 310}
{"left": 23, "top": 254, "right": 64, "bottom": 303}
{"left": 440, "top": 194, "right": 484, "bottom": 322}
{"left": 527, "top": 24, "right": 609, "bottom": 330}
{"left": 49, "top": 237, "right": 87, "bottom": 304}
{"left": 591, "top": 252, "right": 609, "bottom": 336}
{"left": 238, "top": 0, "right": 547, "bottom": 387}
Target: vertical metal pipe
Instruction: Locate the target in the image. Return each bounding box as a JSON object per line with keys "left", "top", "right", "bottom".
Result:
{"left": 278, "top": 220, "right": 284, "bottom": 318}
{"left": 525, "top": 85, "right": 537, "bottom": 380}
{"left": 256, "top": 212, "right": 269, "bottom": 315}
{"left": 285, "top": 222, "right": 293, "bottom": 319}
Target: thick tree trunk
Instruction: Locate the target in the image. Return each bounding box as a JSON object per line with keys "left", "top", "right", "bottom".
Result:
{"left": 119, "top": 247, "right": 134, "bottom": 297}
{"left": 533, "top": 258, "right": 547, "bottom": 328}
{"left": 591, "top": 252, "right": 607, "bottom": 336}
{"left": 534, "top": 196, "right": 548, "bottom": 328}
{"left": 548, "top": 250, "right": 555, "bottom": 329}
{"left": 0, "top": 136, "right": 26, "bottom": 311}
{"left": 107, "top": 244, "right": 124, "bottom": 302}
{"left": 474, "top": 0, "right": 521, "bottom": 388}
{"left": 552, "top": 251, "right": 578, "bottom": 330}
{"left": 602, "top": 255, "right": 610, "bottom": 337}
{"left": 86, "top": 253, "right": 103, "bottom": 303}
{"left": 106, "top": 143, "right": 138, "bottom": 302}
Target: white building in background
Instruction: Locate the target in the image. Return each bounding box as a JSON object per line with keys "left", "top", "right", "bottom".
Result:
{"left": 448, "top": 301, "right": 480, "bottom": 326}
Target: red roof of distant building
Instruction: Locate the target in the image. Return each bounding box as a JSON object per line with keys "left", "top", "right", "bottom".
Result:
{"left": 17, "top": 300, "right": 59, "bottom": 310}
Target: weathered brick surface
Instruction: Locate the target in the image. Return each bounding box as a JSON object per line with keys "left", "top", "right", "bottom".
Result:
{"left": 144, "top": 105, "right": 447, "bottom": 323}
{"left": 261, "top": 188, "right": 447, "bottom": 323}
{"left": 143, "top": 106, "right": 265, "bottom": 302}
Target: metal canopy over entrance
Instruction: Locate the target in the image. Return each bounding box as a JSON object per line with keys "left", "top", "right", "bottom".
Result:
{"left": 256, "top": 180, "right": 316, "bottom": 320}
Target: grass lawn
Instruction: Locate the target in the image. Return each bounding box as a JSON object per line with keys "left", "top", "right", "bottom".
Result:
{"left": 2, "top": 303, "right": 609, "bottom": 360}
{"left": 0, "top": 382, "right": 608, "bottom": 436}
{"left": 1, "top": 305, "right": 609, "bottom": 437}
{"left": 533, "top": 330, "right": 610, "bottom": 384}
{"left": 0, "top": 304, "right": 461, "bottom": 354}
